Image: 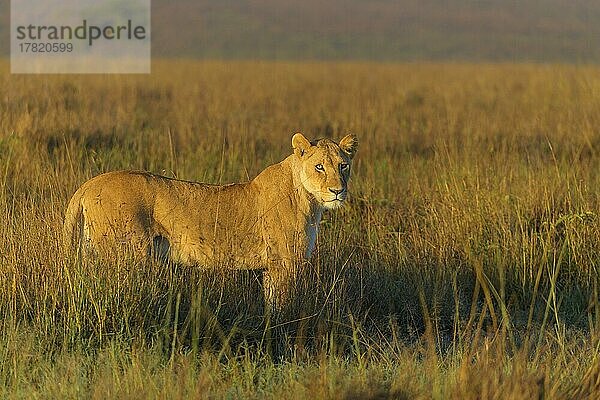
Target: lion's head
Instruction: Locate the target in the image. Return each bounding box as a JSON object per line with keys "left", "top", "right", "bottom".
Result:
{"left": 292, "top": 132, "right": 358, "bottom": 209}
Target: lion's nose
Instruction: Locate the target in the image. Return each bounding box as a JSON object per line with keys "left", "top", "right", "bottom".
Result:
{"left": 329, "top": 188, "right": 344, "bottom": 196}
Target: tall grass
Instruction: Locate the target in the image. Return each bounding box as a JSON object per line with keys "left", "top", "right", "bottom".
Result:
{"left": 0, "top": 60, "right": 599, "bottom": 398}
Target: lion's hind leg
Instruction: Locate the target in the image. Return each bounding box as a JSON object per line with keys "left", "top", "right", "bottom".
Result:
{"left": 79, "top": 209, "right": 155, "bottom": 265}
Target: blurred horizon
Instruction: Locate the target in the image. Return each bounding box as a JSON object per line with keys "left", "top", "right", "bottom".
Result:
{"left": 2, "top": 0, "right": 600, "bottom": 63}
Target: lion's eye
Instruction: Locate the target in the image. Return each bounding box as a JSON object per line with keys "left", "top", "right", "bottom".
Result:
{"left": 315, "top": 164, "right": 325, "bottom": 172}
{"left": 340, "top": 163, "right": 349, "bottom": 171}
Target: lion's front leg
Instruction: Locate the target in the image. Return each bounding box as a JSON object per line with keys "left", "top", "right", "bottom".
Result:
{"left": 263, "top": 262, "right": 295, "bottom": 314}
{"left": 260, "top": 214, "right": 311, "bottom": 314}
{"left": 262, "top": 240, "right": 308, "bottom": 315}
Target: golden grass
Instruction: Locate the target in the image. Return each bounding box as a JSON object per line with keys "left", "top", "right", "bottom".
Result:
{"left": 0, "top": 60, "right": 599, "bottom": 398}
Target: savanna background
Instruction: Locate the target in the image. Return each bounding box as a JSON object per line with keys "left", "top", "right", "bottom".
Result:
{"left": 1, "top": 1, "right": 600, "bottom": 399}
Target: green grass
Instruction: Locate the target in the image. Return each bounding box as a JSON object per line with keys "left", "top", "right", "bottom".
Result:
{"left": 0, "top": 60, "right": 599, "bottom": 398}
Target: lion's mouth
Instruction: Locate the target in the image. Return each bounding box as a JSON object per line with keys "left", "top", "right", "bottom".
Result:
{"left": 322, "top": 197, "right": 345, "bottom": 209}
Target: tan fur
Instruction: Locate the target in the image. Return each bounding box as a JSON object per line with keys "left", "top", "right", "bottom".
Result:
{"left": 63, "top": 133, "right": 358, "bottom": 305}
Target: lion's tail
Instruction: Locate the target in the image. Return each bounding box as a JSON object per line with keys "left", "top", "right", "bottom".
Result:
{"left": 63, "top": 187, "right": 85, "bottom": 253}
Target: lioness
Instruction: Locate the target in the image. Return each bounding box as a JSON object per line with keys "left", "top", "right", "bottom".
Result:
{"left": 63, "top": 133, "right": 358, "bottom": 305}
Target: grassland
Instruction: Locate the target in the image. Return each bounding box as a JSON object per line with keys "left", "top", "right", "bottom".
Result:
{"left": 0, "top": 61, "right": 599, "bottom": 398}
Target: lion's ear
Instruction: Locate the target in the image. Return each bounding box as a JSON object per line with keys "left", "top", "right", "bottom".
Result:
{"left": 292, "top": 132, "right": 312, "bottom": 158}
{"left": 339, "top": 134, "right": 358, "bottom": 159}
